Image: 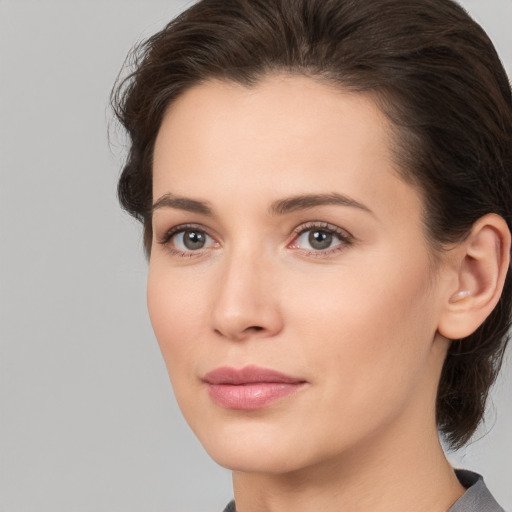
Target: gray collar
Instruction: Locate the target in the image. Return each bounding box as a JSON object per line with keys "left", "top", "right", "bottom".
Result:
{"left": 448, "top": 470, "right": 505, "bottom": 512}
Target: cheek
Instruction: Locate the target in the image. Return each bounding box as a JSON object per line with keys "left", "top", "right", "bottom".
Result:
{"left": 286, "top": 254, "right": 438, "bottom": 403}
{"left": 146, "top": 264, "right": 209, "bottom": 377}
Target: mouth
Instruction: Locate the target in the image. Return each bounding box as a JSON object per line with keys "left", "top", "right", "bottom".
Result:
{"left": 202, "top": 365, "right": 307, "bottom": 410}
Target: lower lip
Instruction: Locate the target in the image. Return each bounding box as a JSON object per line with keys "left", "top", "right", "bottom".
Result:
{"left": 206, "top": 382, "right": 305, "bottom": 410}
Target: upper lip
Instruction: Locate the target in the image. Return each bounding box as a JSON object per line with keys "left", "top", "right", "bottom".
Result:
{"left": 202, "top": 365, "right": 305, "bottom": 385}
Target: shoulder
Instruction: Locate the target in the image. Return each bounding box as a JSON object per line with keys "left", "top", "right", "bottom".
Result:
{"left": 448, "top": 470, "right": 505, "bottom": 512}
{"left": 222, "top": 500, "right": 236, "bottom": 512}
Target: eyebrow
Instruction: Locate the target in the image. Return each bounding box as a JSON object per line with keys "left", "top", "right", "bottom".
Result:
{"left": 151, "top": 192, "right": 373, "bottom": 217}
{"left": 269, "top": 193, "right": 373, "bottom": 216}
{"left": 152, "top": 193, "right": 212, "bottom": 215}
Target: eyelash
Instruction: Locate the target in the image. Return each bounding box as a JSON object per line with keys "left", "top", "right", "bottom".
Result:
{"left": 157, "top": 222, "right": 353, "bottom": 258}
{"left": 157, "top": 223, "right": 217, "bottom": 258}
{"left": 290, "top": 222, "right": 353, "bottom": 257}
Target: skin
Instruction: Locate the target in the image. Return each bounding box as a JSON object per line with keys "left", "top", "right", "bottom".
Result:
{"left": 147, "top": 75, "right": 486, "bottom": 512}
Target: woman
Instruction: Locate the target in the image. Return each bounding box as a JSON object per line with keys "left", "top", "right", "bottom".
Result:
{"left": 111, "top": 0, "right": 512, "bottom": 510}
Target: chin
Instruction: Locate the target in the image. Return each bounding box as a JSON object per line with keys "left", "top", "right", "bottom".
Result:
{"left": 192, "top": 419, "right": 314, "bottom": 474}
{"left": 207, "top": 442, "right": 306, "bottom": 474}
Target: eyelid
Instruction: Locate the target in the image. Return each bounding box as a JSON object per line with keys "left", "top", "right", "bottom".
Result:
{"left": 156, "top": 223, "right": 219, "bottom": 257}
{"left": 157, "top": 223, "right": 212, "bottom": 243}
{"left": 291, "top": 221, "right": 353, "bottom": 240}
{"left": 288, "top": 221, "right": 354, "bottom": 254}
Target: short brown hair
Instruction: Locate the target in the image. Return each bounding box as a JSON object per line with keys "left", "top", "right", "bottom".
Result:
{"left": 111, "top": 0, "right": 512, "bottom": 449}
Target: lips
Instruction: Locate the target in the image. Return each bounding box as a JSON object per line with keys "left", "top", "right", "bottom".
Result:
{"left": 202, "top": 365, "right": 306, "bottom": 410}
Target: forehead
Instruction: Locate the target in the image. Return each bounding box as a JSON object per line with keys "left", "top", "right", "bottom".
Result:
{"left": 155, "top": 74, "right": 393, "bottom": 165}
{"left": 152, "top": 74, "right": 419, "bottom": 221}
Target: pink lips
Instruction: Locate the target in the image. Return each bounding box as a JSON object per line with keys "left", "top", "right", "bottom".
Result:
{"left": 203, "top": 365, "right": 306, "bottom": 410}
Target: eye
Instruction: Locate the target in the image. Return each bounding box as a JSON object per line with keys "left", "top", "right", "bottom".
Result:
{"left": 158, "top": 224, "right": 218, "bottom": 256}
{"left": 175, "top": 229, "right": 210, "bottom": 251}
{"left": 299, "top": 229, "right": 337, "bottom": 250}
{"left": 289, "top": 222, "right": 352, "bottom": 254}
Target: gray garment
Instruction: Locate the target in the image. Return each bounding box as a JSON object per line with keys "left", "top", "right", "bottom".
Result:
{"left": 449, "top": 470, "right": 505, "bottom": 512}
{"left": 222, "top": 470, "right": 505, "bottom": 512}
{"left": 223, "top": 502, "right": 236, "bottom": 512}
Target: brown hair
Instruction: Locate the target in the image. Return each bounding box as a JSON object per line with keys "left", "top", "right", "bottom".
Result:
{"left": 111, "top": 0, "right": 512, "bottom": 449}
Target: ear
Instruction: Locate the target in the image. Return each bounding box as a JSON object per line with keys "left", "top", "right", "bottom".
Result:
{"left": 437, "top": 214, "right": 511, "bottom": 340}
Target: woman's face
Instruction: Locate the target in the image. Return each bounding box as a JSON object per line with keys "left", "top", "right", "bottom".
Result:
{"left": 148, "top": 75, "right": 452, "bottom": 474}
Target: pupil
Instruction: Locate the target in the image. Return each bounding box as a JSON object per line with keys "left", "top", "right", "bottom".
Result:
{"left": 184, "top": 230, "right": 206, "bottom": 250}
{"left": 309, "top": 230, "right": 332, "bottom": 250}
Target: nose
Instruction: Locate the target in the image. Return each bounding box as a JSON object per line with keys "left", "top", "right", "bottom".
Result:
{"left": 210, "top": 250, "right": 283, "bottom": 341}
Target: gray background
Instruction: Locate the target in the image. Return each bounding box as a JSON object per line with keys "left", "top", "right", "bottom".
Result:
{"left": 0, "top": 1, "right": 511, "bottom": 511}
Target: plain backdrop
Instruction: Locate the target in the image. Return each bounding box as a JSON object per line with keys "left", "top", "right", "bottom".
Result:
{"left": 0, "top": 1, "right": 511, "bottom": 511}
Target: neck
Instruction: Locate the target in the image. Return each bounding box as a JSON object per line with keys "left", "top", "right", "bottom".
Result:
{"left": 232, "top": 415, "right": 465, "bottom": 512}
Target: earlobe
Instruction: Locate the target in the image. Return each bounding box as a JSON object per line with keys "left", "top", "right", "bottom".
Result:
{"left": 438, "top": 214, "right": 511, "bottom": 340}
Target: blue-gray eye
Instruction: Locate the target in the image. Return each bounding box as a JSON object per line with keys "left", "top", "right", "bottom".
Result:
{"left": 308, "top": 230, "right": 333, "bottom": 250}
{"left": 295, "top": 228, "right": 343, "bottom": 251}
{"left": 174, "top": 229, "right": 211, "bottom": 251}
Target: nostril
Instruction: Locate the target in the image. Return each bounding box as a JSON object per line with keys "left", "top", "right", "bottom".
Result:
{"left": 213, "top": 325, "right": 265, "bottom": 339}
